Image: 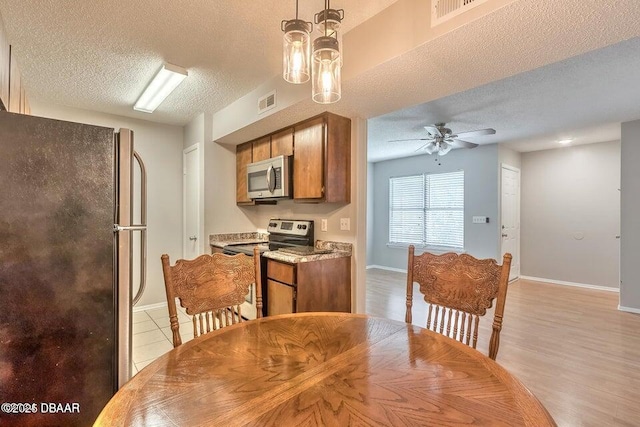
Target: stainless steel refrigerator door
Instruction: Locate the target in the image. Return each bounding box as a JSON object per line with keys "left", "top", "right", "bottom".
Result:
{"left": 113, "top": 129, "right": 148, "bottom": 390}
{"left": 0, "top": 111, "right": 116, "bottom": 426}
{"left": 114, "top": 129, "right": 133, "bottom": 390}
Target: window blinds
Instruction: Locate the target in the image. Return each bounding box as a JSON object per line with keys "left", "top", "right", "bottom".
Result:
{"left": 389, "top": 170, "right": 464, "bottom": 248}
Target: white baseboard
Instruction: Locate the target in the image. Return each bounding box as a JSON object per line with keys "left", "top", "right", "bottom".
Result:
{"left": 618, "top": 305, "right": 640, "bottom": 315}
{"left": 133, "top": 301, "right": 168, "bottom": 313}
{"left": 519, "top": 276, "right": 619, "bottom": 293}
{"left": 366, "top": 265, "right": 407, "bottom": 274}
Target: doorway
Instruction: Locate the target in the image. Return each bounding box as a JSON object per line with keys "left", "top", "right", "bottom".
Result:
{"left": 500, "top": 164, "right": 520, "bottom": 280}
{"left": 183, "top": 145, "right": 200, "bottom": 259}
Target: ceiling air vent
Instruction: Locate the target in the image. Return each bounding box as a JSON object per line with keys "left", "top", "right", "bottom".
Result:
{"left": 258, "top": 90, "right": 276, "bottom": 114}
{"left": 431, "top": 0, "right": 488, "bottom": 27}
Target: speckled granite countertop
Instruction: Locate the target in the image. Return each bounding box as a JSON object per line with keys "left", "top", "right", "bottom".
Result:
{"left": 209, "top": 232, "right": 268, "bottom": 248}
{"left": 262, "top": 240, "right": 352, "bottom": 264}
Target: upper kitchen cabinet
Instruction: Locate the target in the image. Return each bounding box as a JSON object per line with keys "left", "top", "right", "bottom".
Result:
{"left": 236, "top": 141, "right": 253, "bottom": 205}
{"left": 251, "top": 136, "right": 271, "bottom": 162}
{"left": 293, "top": 113, "right": 351, "bottom": 203}
{"left": 0, "top": 19, "right": 10, "bottom": 110}
{"left": 271, "top": 128, "right": 293, "bottom": 158}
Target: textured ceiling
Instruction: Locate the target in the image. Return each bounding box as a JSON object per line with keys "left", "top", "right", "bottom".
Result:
{"left": 0, "top": 0, "right": 397, "bottom": 125}
{"left": 205, "top": 0, "right": 640, "bottom": 162}
{"left": 1, "top": 0, "right": 640, "bottom": 161}
{"left": 368, "top": 37, "right": 640, "bottom": 162}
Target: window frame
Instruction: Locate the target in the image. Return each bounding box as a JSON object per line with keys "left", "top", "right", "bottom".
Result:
{"left": 388, "top": 170, "right": 465, "bottom": 251}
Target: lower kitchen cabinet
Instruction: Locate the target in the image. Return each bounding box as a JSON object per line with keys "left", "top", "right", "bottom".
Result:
{"left": 266, "top": 257, "right": 351, "bottom": 315}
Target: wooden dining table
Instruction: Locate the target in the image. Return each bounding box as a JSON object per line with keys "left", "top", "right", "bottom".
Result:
{"left": 94, "top": 313, "right": 555, "bottom": 426}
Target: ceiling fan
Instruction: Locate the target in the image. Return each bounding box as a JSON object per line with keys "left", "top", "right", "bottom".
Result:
{"left": 389, "top": 123, "right": 496, "bottom": 155}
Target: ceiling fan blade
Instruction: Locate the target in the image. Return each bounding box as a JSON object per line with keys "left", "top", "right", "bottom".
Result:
{"left": 388, "top": 138, "right": 430, "bottom": 143}
{"left": 451, "top": 128, "right": 496, "bottom": 138}
{"left": 423, "top": 125, "right": 442, "bottom": 138}
{"left": 415, "top": 141, "right": 436, "bottom": 153}
{"left": 449, "top": 139, "right": 479, "bottom": 149}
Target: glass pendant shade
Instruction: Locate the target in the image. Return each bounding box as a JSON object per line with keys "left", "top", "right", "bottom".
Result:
{"left": 312, "top": 36, "right": 341, "bottom": 104}
{"left": 315, "top": 8, "right": 342, "bottom": 37}
{"left": 282, "top": 20, "right": 311, "bottom": 84}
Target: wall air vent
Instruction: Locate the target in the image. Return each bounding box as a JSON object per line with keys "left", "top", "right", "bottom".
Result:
{"left": 431, "top": 0, "right": 488, "bottom": 27}
{"left": 258, "top": 90, "right": 276, "bottom": 114}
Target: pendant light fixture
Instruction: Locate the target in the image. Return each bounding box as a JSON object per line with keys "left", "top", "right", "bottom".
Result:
{"left": 312, "top": 0, "right": 343, "bottom": 104}
{"left": 281, "top": 1, "right": 312, "bottom": 84}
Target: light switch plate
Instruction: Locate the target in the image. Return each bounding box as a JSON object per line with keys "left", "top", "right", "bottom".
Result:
{"left": 321, "top": 219, "right": 328, "bottom": 232}
{"left": 472, "top": 216, "right": 489, "bottom": 224}
{"left": 340, "top": 218, "right": 350, "bottom": 231}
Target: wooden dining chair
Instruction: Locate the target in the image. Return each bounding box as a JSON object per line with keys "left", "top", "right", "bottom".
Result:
{"left": 160, "top": 247, "right": 262, "bottom": 347}
{"left": 405, "top": 245, "right": 512, "bottom": 360}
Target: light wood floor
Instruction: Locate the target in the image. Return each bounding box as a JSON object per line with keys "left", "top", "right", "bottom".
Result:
{"left": 365, "top": 268, "right": 640, "bottom": 427}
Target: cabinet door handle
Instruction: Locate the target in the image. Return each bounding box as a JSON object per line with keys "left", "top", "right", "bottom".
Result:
{"left": 189, "top": 236, "right": 197, "bottom": 241}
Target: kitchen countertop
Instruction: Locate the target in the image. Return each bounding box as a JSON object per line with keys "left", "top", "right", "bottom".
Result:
{"left": 262, "top": 240, "right": 352, "bottom": 264}
{"left": 209, "top": 232, "right": 268, "bottom": 249}
{"left": 210, "top": 234, "right": 352, "bottom": 263}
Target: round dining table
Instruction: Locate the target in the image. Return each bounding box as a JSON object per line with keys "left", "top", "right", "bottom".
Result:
{"left": 94, "top": 313, "right": 555, "bottom": 426}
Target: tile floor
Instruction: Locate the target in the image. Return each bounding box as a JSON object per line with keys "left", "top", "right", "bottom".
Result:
{"left": 131, "top": 305, "right": 194, "bottom": 375}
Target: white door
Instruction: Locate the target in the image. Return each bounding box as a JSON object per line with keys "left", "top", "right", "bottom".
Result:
{"left": 501, "top": 164, "right": 520, "bottom": 280}
{"left": 183, "top": 145, "right": 200, "bottom": 259}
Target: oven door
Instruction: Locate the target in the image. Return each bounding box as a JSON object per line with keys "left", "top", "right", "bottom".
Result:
{"left": 240, "top": 282, "right": 257, "bottom": 320}
{"left": 221, "top": 245, "right": 265, "bottom": 320}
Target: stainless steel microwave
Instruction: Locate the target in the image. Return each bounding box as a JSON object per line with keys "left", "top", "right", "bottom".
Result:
{"left": 246, "top": 155, "right": 291, "bottom": 199}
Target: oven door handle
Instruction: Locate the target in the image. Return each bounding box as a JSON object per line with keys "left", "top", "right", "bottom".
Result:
{"left": 266, "top": 165, "right": 275, "bottom": 193}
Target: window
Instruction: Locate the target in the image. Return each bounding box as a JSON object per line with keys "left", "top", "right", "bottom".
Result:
{"left": 389, "top": 170, "right": 464, "bottom": 249}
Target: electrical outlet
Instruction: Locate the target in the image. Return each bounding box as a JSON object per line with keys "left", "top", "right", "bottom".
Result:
{"left": 340, "top": 218, "right": 350, "bottom": 231}
{"left": 321, "top": 219, "right": 328, "bottom": 232}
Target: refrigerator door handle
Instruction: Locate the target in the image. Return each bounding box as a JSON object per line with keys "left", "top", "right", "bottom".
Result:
{"left": 114, "top": 224, "right": 147, "bottom": 232}
{"left": 132, "top": 150, "right": 147, "bottom": 306}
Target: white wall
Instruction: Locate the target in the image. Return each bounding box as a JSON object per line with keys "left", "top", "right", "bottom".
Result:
{"left": 366, "top": 162, "right": 375, "bottom": 266}
{"left": 369, "top": 144, "right": 500, "bottom": 270}
{"left": 31, "top": 101, "right": 184, "bottom": 307}
{"left": 620, "top": 119, "right": 640, "bottom": 311}
{"left": 520, "top": 141, "right": 620, "bottom": 289}
{"left": 184, "top": 113, "right": 208, "bottom": 254}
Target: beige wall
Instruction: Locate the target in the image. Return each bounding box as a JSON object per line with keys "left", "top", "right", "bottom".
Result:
{"left": 521, "top": 141, "right": 620, "bottom": 289}
{"left": 31, "top": 101, "right": 184, "bottom": 307}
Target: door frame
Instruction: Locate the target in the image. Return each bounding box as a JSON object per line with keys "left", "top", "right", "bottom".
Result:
{"left": 183, "top": 144, "right": 201, "bottom": 258}
{"left": 500, "top": 163, "right": 521, "bottom": 280}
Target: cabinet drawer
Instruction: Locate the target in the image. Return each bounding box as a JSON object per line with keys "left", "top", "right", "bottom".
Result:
{"left": 267, "top": 279, "right": 295, "bottom": 316}
{"left": 267, "top": 260, "right": 295, "bottom": 284}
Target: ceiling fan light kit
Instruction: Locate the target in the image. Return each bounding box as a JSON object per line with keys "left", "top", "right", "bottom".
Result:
{"left": 388, "top": 122, "right": 496, "bottom": 156}
{"left": 282, "top": 0, "right": 343, "bottom": 104}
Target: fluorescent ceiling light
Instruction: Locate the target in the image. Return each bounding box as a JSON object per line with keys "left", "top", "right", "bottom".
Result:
{"left": 557, "top": 138, "right": 573, "bottom": 145}
{"left": 134, "top": 63, "right": 188, "bottom": 113}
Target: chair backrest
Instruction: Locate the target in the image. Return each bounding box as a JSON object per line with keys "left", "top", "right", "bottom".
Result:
{"left": 161, "top": 247, "right": 262, "bottom": 347}
{"left": 405, "top": 245, "right": 512, "bottom": 360}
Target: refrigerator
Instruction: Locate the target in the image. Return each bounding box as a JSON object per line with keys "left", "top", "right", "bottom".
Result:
{"left": 0, "top": 111, "right": 147, "bottom": 426}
